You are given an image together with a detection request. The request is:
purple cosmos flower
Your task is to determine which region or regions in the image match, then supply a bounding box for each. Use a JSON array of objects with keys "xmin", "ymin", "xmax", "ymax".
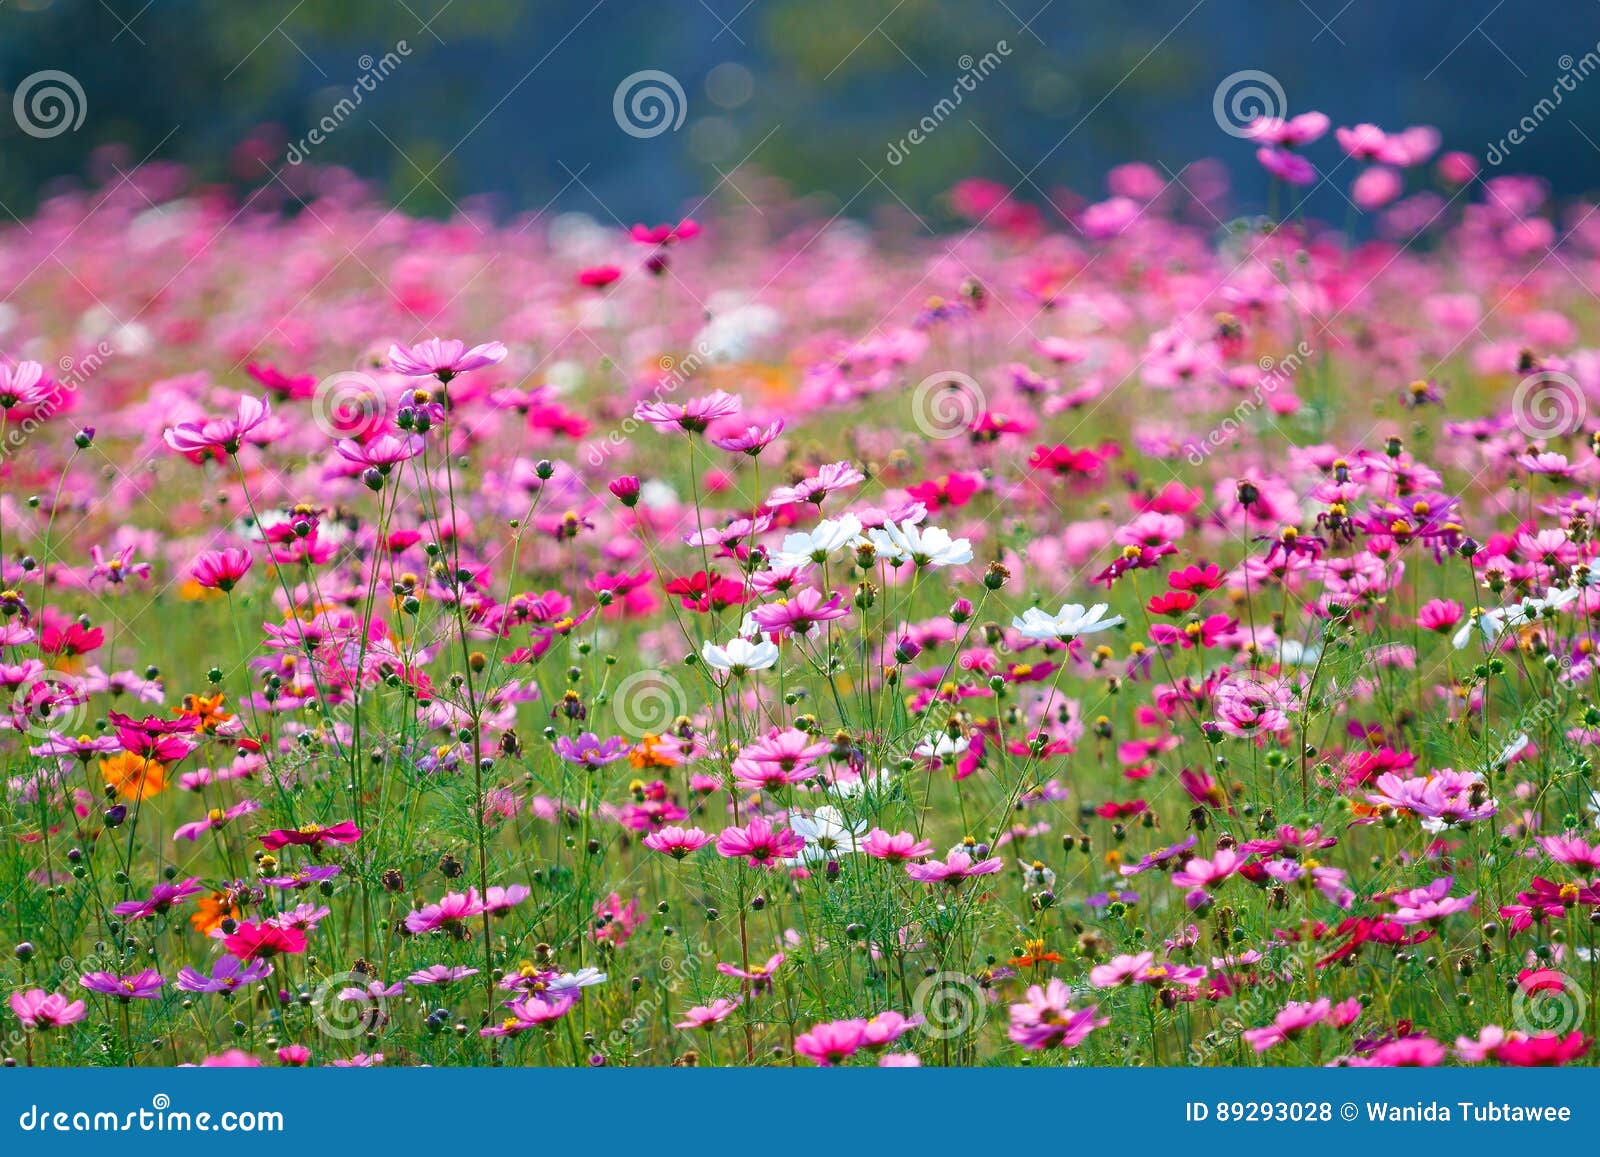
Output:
[
  {"xmin": 81, "ymin": 969, "xmax": 165, "ymax": 1001},
  {"xmin": 554, "ymin": 732, "xmax": 629, "ymax": 767},
  {"xmin": 260, "ymin": 864, "xmax": 342, "ymax": 890},
  {"xmin": 176, "ymin": 955, "xmax": 273, "ymax": 995},
  {"xmin": 337, "ymin": 979, "xmax": 405, "ymax": 1002},
  {"xmin": 1008, "ymin": 980, "xmax": 1107, "ymax": 1050}
]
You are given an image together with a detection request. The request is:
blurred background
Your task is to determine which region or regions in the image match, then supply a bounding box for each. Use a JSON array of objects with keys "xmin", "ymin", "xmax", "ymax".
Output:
[{"xmin": 3, "ymin": 0, "xmax": 1600, "ymax": 226}]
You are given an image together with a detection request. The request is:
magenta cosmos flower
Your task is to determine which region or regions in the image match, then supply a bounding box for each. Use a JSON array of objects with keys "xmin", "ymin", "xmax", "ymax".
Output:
[
  {"xmin": 748, "ymin": 587, "xmax": 849, "ymax": 636},
  {"xmin": 258, "ymin": 819, "xmax": 362, "ymax": 851},
  {"xmin": 10, "ymin": 988, "xmax": 87, "ymax": 1029},
  {"xmin": 714, "ymin": 817, "xmax": 805, "ymax": 867},
  {"xmin": 111, "ymin": 877, "xmax": 207, "ymax": 920},
  {"xmin": 162, "ymin": 395, "xmax": 272, "ymax": 457},
  {"xmin": 905, "ymin": 850, "xmax": 1003, "ymax": 885},
  {"xmin": 387, "ymin": 337, "xmax": 507, "ymax": 381},
  {"xmin": 191, "ymin": 547, "xmax": 253, "ymax": 592}
]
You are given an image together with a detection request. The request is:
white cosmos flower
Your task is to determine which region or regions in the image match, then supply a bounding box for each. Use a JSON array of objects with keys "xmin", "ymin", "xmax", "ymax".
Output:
[
  {"xmin": 548, "ymin": 967, "xmax": 608, "ymax": 992},
  {"xmin": 1011, "ymin": 602, "xmax": 1124, "ymax": 641},
  {"xmin": 701, "ymin": 635, "xmax": 780, "ymax": 677},
  {"xmin": 827, "ymin": 767, "xmax": 893, "ymax": 800},
  {"xmin": 1495, "ymin": 733, "xmax": 1530, "ymax": 768},
  {"xmin": 1451, "ymin": 607, "xmax": 1506, "ymax": 651},
  {"xmin": 772, "ymin": 515, "xmax": 863, "ymax": 567},
  {"xmin": 914, "ymin": 733, "xmax": 970, "ymax": 759},
  {"xmin": 865, "ymin": 520, "xmax": 974, "ymax": 568},
  {"xmin": 1277, "ymin": 639, "xmax": 1321, "ymax": 666},
  {"xmin": 786, "ymin": 805, "xmax": 867, "ymax": 863}
]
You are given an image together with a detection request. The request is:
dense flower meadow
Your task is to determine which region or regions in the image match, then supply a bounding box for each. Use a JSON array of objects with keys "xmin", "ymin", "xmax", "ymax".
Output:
[{"xmin": 5, "ymin": 115, "xmax": 1600, "ymax": 1069}]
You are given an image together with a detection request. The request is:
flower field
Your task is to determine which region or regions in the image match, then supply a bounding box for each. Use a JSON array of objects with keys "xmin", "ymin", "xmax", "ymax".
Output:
[{"xmin": 4, "ymin": 117, "xmax": 1600, "ymax": 1069}]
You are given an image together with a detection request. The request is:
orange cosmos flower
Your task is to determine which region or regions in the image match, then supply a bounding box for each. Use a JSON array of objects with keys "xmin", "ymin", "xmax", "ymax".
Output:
[
  {"xmin": 178, "ymin": 692, "xmax": 232, "ymax": 733},
  {"xmin": 99, "ymin": 752, "xmax": 168, "ymax": 801},
  {"xmin": 190, "ymin": 891, "xmax": 238, "ymax": 935}
]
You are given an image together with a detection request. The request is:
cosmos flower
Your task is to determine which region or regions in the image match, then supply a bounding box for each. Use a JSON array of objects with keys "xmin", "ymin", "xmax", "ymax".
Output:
[
  {"xmin": 1011, "ymin": 603, "xmax": 1124, "ymax": 641},
  {"xmin": 9, "ymin": 989, "xmax": 87, "ymax": 1030},
  {"xmin": 387, "ymin": 338, "xmax": 507, "ymax": 380}
]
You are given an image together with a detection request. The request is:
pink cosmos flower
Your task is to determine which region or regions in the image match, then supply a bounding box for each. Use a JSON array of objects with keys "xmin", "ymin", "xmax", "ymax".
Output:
[
  {"xmin": 0, "ymin": 360, "xmax": 58, "ymax": 409},
  {"xmin": 716, "ymin": 953, "xmax": 785, "ymax": 991},
  {"xmin": 633, "ymin": 390, "xmax": 741, "ymax": 433},
  {"xmin": 1256, "ymin": 146, "xmax": 1316, "ymax": 185},
  {"xmin": 675, "ymin": 996, "xmax": 740, "ymax": 1029},
  {"xmin": 794, "ymin": 1018, "xmax": 868, "ymax": 1065},
  {"xmin": 9, "ymin": 989, "xmax": 87, "ymax": 1030},
  {"xmin": 862, "ymin": 828, "xmax": 935, "ymax": 863},
  {"xmin": 1007, "ymin": 980, "xmax": 1107, "ymax": 1050},
  {"xmin": 162, "ymin": 395, "xmax": 272, "ymax": 457},
  {"xmin": 1170, "ymin": 847, "xmax": 1244, "ymax": 892},
  {"xmin": 404, "ymin": 889, "xmax": 487, "ymax": 934},
  {"xmin": 642, "ymin": 825, "xmax": 712, "ymax": 858},
  {"xmin": 174, "ymin": 799, "xmax": 261, "ymax": 842},
  {"xmin": 258, "ymin": 820, "xmax": 362, "ymax": 851},
  {"xmin": 1537, "ymin": 833, "xmax": 1600, "ymax": 870},
  {"xmin": 861, "ymin": 1010, "xmax": 922, "ymax": 1048},
  {"xmin": 387, "ymin": 338, "xmax": 507, "ymax": 380},
  {"xmin": 905, "ymin": 850, "xmax": 1003, "ymax": 885},
  {"xmin": 1244, "ymin": 110, "xmax": 1329, "ymax": 146},
  {"xmin": 112, "ymin": 877, "xmax": 206, "ymax": 920}
]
